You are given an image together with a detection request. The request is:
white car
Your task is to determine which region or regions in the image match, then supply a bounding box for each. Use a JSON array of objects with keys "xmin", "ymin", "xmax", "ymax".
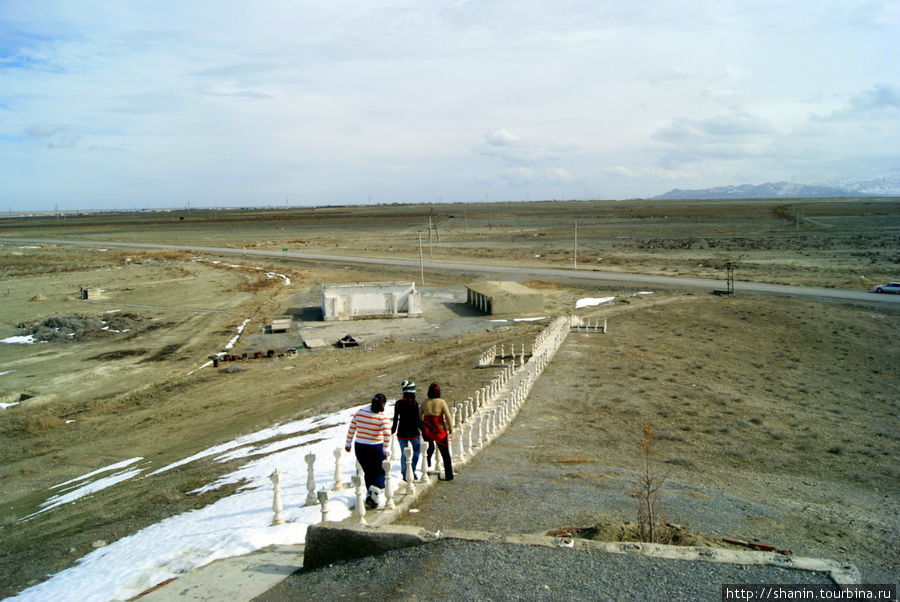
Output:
[{"xmin": 872, "ymin": 282, "xmax": 900, "ymax": 294}]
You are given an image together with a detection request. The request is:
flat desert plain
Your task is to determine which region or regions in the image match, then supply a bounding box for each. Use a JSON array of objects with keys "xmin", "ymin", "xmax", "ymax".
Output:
[{"xmin": 0, "ymin": 198, "xmax": 898, "ymax": 595}]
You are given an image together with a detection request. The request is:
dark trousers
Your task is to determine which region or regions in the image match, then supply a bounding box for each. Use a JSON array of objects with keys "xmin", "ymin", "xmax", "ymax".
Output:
[
  {"xmin": 426, "ymin": 439, "xmax": 454, "ymax": 480},
  {"xmin": 354, "ymin": 442, "xmax": 385, "ymax": 490}
]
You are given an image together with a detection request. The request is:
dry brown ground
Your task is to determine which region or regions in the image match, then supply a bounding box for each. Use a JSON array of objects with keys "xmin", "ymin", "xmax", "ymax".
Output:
[
  {"xmin": 398, "ymin": 293, "xmax": 899, "ymax": 584},
  {"xmin": 0, "ymin": 199, "xmax": 897, "ymax": 596}
]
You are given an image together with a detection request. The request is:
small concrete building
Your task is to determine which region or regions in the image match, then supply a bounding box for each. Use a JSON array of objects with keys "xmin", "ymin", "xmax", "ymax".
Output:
[
  {"xmin": 321, "ymin": 282, "xmax": 422, "ymax": 322},
  {"xmin": 80, "ymin": 287, "xmax": 101, "ymax": 300},
  {"xmin": 466, "ymin": 281, "xmax": 543, "ymax": 315}
]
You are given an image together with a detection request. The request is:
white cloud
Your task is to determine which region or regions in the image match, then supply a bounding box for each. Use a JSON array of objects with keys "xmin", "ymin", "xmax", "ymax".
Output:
[
  {"xmin": 653, "ymin": 112, "xmax": 775, "ymax": 143},
  {"xmin": 604, "ymin": 165, "xmax": 697, "ymax": 181},
  {"xmin": 47, "ymin": 134, "xmax": 80, "ymax": 149},
  {"xmin": 500, "ymin": 167, "xmax": 537, "ymax": 187},
  {"xmin": 605, "ymin": 165, "xmax": 637, "ymax": 178},
  {"xmin": 811, "ymin": 84, "xmax": 900, "ymax": 122},
  {"xmin": 484, "ymin": 129, "xmax": 521, "ymax": 147},
  {"xmin": 641, "ymin": 68, "xmax": 695, "ymax": 85},
  {"xmin": 24, "ymin": 125, "xmax": 64, "ymax": 138},
  {"xmin": 546, "ymin": 167, "xmax": 573, "ymax": 183}
]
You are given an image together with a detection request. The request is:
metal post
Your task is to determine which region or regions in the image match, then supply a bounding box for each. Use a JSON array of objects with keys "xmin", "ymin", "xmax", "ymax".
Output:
[
  {"xmin": 574, "ymin": 218, "xmax": 578, "ymax": 269},
  {"xmin": 418, "ymin": 232, "xmax": 425, "ymax": 286}
]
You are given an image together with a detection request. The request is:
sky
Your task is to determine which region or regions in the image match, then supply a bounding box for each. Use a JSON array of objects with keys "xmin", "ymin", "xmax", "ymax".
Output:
[
  {"xmin": 3, "ymin": 293, "xmax": 582, "ymax": 601},
  {"xmin": 1, "ymin": 1, "xmax": 898, "ymax": 211}
]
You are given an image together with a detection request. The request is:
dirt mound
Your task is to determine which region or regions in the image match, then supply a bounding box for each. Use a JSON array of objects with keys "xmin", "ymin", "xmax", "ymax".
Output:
[
  {"xmin": 17, "ymin": 313, "xmax": 144, "ymax": 343},
  {"xmin": 88, "ymin": 349, "xmax": 149, "ymax": 361},
  {"xmin": 547, "ymin": 521, "xmax": 752, "ymax": 551},
  {"xmin": 29, "ymin": 295, "xmax": 46, "ymax": 302}
]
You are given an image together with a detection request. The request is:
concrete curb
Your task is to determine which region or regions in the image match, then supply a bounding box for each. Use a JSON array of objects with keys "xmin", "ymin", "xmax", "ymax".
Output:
[{"xmin": 302, "ymin": 523, "xmax": 861, "ymax": 587}]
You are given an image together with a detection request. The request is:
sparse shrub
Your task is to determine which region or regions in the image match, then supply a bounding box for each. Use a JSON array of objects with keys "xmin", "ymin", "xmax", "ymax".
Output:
[
  {"xmin": 555, "ymin": 457, "xmax": 596, "ymax": 464},
  {"xmin": 238, "ymin": 273, "xmax": 279, "ymax": 293},
  {"xmin": 23, "ymin": 413, "xmax": 64, "ymax": 434},
  {"xmin": 633, "ymin": 422, "xmax": 668, "ymax": 543},
  {"xmin": 141, "ymin": 250, "xmax": 190, "ymax": 262}
]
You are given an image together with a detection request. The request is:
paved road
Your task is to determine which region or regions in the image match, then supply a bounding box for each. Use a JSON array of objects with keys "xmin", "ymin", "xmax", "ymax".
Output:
[{"xmin": 4, "ymin": 237, "xmax": 899, "ymax": 307}]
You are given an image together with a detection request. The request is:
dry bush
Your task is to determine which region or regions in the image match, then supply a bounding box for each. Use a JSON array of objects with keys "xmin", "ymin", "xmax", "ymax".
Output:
[
  {"xmin": 11, "ymin": 412, "xmax": 65, "ymax": 435},
  {"xmin": 138, "ymin": 250, "xmax": 191, "ymax": 262},
  {"xmin": 521, "ymin": 280, "xmax": 563, "ymax": 290},
  {"xmin": 773, "ymin": 204, "xmax": 794, "ymax": 222},
  {"xmin": 633, "ymin": 422, "xmax": 670, "ymax": 543},
  {"xmin": 238, "ymin": 273, "xmax": 280, "ymax": 293}
]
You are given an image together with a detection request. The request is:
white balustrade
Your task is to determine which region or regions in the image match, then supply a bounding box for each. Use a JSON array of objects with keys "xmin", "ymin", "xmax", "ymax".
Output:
[
  {"xmin": 382, "ymin": 459, "xmax": 395, "ymax": 509},
  {"xmin": 352, "ymin": 474, "xmax": 367, "ymax": 523},
  {"xmin": 317, "ymin": 489, "xmax": 331, "ymax": 523},
  {"xmin": 455, "ymin": 425, "xmax": 466, "ymax": 463},
  {"xmin": 434, "ymin": 440, "xmax": 443, "ymax": 474},
  {"xmin": 332, "ymin": 448, "xmax": 347, "ymax": 491},
  {"xmin": 269, "ymin": 469, "xmax": 286, "ymax": 526},
  {"xmin": 403, "ymin": 446, "xmax": 417, "ymax": 496},
  {"xmin": 391, "ymin": 433, "xmax": 400, "ymax": 461},
  {"xmin": 304, "ymin": 453, "xmax": 317, "ymax": 506}
]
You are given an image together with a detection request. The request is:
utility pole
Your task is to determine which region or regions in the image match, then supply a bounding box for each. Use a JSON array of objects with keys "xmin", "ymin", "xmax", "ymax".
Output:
[
  {"xmin": 418, "ymin": 232, "xmax": 425, "ymax": 286},
  {"xmin": 573, "ymin": 218, "xmax": 578, "ymax": 269},
  {"xmin": 428, "ymin": 212, "xmax": 439, "ymax": 241}
]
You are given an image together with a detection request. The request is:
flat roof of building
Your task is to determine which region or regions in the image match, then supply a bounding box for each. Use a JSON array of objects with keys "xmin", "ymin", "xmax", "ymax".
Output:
[{"xmin": 466, "ymin": 281, "xmax": 539, "ymax": 297}]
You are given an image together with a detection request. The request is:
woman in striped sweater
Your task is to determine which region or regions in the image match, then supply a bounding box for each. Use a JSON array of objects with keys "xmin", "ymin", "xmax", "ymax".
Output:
[{"xmin": 345, "ymin": 393, "xmax": 392, "ymax": 509}]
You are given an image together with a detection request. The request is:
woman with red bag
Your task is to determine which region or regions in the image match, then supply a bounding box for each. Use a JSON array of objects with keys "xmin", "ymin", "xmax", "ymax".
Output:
[{"xmin": 420, "ymin": 382, "xmax": 454, "ymax": 481}]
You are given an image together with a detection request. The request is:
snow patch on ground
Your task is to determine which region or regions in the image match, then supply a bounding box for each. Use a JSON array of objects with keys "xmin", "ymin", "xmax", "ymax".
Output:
[
  {"xmin": 1, "ymin": 335, "xmax": 36, "ymax": 344},
  {"xmin": 575, "ymin": 297, "xmax": 615, "ymax": 308},
  {"xmin": 224, "ymin": 318, "xmax": 252, "ymax": 350}
]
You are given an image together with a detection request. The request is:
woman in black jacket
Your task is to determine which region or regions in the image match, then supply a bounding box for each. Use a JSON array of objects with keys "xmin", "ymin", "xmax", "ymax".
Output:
[{"xmin": 392, "ymin": 380, "xmax": 422, "ymax": 481}]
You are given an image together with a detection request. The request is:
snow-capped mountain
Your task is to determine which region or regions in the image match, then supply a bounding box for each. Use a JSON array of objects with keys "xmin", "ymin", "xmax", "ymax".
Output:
[
  {"xmin": 825, "ymin": 173, "xmax": 900, "ymax": 196},
  {"xmin": 651, "ymin": 177, "xmax": 900, "ymax": 200}
]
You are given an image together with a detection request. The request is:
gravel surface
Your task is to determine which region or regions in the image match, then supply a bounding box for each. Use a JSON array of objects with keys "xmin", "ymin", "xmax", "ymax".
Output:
[{"xmin": 257, "ymin": 540, "xmax": 834, "ymax": 601}]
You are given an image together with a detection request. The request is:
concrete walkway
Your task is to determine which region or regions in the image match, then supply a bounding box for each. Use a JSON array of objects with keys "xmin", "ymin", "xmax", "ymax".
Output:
[{"xmin": 137, "ymin": 545, "xmax": 305, "ymax": 601}]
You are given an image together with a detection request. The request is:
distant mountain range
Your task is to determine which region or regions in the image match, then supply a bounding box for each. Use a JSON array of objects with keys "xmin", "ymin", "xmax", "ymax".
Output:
[{"xmin": 651, "ymin": 176, "xmax": 900, "ymax": 200}]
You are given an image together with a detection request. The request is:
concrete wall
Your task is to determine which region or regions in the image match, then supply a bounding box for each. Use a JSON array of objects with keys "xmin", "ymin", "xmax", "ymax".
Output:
[
  {"xmin": 321, "ymin": 282, "xmax": 422, "ymax": 321},
  {"xmin": 466, "ymin": 281, "xmax": 543, "ymax": 315}
]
